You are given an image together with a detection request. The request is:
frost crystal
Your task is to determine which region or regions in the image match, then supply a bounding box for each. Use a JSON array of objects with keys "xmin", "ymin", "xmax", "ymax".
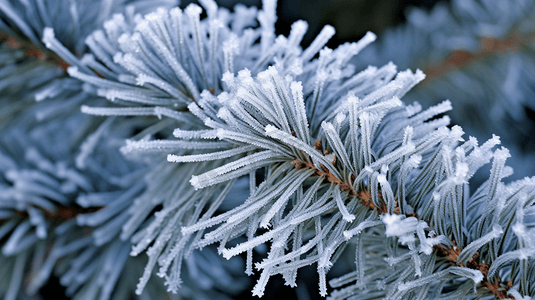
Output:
[{"xmin": 0, "ymin": 0, "xmax": 534, "ymax": 299}]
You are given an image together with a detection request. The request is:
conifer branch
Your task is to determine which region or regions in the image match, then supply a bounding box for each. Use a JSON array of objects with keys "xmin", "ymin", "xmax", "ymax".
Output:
[{"xmin": 0, "ymin": 1, "xmax": 534, "ymax": 300}]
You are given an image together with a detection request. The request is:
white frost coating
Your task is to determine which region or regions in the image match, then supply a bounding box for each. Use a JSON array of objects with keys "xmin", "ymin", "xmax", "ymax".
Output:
[
  {"xmin": 347, "ymin": 95, "xmax": 360, "ymax": 105},
  {"xmin": 397, "ymin": 270, "xmax": 446, "ymax": 292},
  {"xmin": 512, "ymin": 222, "xmax": 527, "ymax": 238},
  {"xmin": 222, "ymin": 34, "xmax": 240, "ymax": 74},
  {"xmin": 42, "ymin": 28, "xmax": 91, "ymax": 73},
  {"xmin": 265, "ymin": 124, "xmax": 340, "ymax": 176},
  {"xmin": 361, "ymin": 31, "xmax": 377, "ymax": 44},
  {"xmin": 318, "ymin": 247, "xmax": 333, "ymax": 269},
  {"xmin": 413, "ymin": 100, "xmax": 453, "ymax": 125},
  {"xmin": 81, "ymin": 105, "xmax": 158, "ymax": 116},
  {"xmin": 335, "ymin": 113, "xmax": 346, "ymax": 124},
  {"xmin": 259, "ymin": 169, "xmax": 315, "ymax": 228},
  {"xmin": 405, "ymin": 101, "xmax": 422, "ymax": 116},
  {"xmin": 122, "ymin": 139, "xmax": 227, "ymax": 154},
  {"xmin": 290, "ymin": 80, "xmax": 310, "ymax": 144},
  {"xmin": 167, "ymin": 145, "xmax": 255, "ymax": 163},
  {"xmin": 403, "ymin": 125, "xmax": 414, "ymax": 143},
  {"xmin": 449, "ymin": 267, "xmax": 484, "ymax": 288},
  {"xmin": 199, "ymin": 0, "xmax": 217, "ymax": 17},
  {"xmin": 488, "ymin": 248, "xmax": 535, "ymax": 279},
  {"xmin": 398, "ymin": 267, "xmax": 483, "ymax": 293},
  {"xmin": 457, "ymin": 224, "xmax": 503, "ymax": 265},
  {"xmin": 135, "ymin": 74, "xmax": 182, "ymax": 100},
  {"xmin": 221, "ymin": 227, "xmax": 284, "ymax": 259},
  {"xmin": 321, "ymin": 121, "xmax": 352, "ymax": 171},
  {"xmin": 452, "ymin": 162, "xmax": 469, "ymax": 184},
  {"xmin": 494, "ymin": 147, "xmax": 511, "ymax": 161},
  {"xmin": 221, "ymin": 72, "xmax": 237, "ymax": 90},
  {"xmin": 334, "ymin": 188, "xmax": 355, "ymax": 222},
  {"xmin": 172, "ymin": 128, "xmax": 217, "ymax": 139},
  {"xmin": 216, "ymin": 106, "xmax": 232, "ymax": 122},
  {"xmin": 410, "ymin": 154, "xmax": 422, "ymax": 166},
  {"xmin": 343, "ymin": 220, "xmax": 383, "ymax": 240},
  {"xmin": 416, "ymin": 220, "xmax": 441, "ymax": 255},
  {"xmin": 508, "ymin": 288, "xmax": 533, "ymax": 300},
  {"xmin": 66, "ymin": 66, "xmax": 78, "ymax": 77},
  {"xmin": 377, "ymin": 173, "xmax": 387, "ymax": 184},
  {"xmin": 287, "ymin": 20, "xmax": 308, "ymax": 48},
  {"xmin": 382, "ymin": 214, "xmax": 420, "ymax": 243},
  {"xmin": 190, "ymin": 150, "xmax": 279, "ymax": 190},
  {"xmin": 518, "ymin": 248, "xmax": 535, "ymax": 260},
  {"xmin": 42, "ymin": 27, "xmax": 55, "ymax": 48},
  {"xmin": 382, "ymin": 214, "xmax": 402, "ymax": 229},
  {"xmin": 258, "ymin": 0, "xmax": 277, "ymax": 56},
  {"xmin": 365, "ymin": 142, "xmax": 415, "ymax": 172},
  {"xmin": 301, "ymin": 25, "xmax": 335, "ymax": 62},
  {"xmin": 184, "ymin": 3, "xmax": 202, "ymax": 18},
  {"xmin": 332, "ymin": 31, "xmax": 377, "ymax": 68},
  {"xmin": 480, "ymin": 134, "xmax": 501, "ymax": 152}
]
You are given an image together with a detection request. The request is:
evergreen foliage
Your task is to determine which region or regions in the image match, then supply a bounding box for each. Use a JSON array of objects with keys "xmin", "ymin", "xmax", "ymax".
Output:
[{"xmin": 0, "ymin": 0, "xmax": 533, "ymax": 299}]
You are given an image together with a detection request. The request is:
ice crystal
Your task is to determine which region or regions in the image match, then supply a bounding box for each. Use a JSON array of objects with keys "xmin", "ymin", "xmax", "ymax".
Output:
[{"xmin": 0, "ymin": 0, "xmax": 534, "ymax": 299}]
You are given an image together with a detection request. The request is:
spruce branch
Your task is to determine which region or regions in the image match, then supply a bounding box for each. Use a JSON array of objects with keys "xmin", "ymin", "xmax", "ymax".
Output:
[
  {"xmin": 1, "ymin": 0, "xmax": 534, "ymax": 299},
  {"xmin": 56, "ymin": 0, "xmax": 533, "ymax": 298}
]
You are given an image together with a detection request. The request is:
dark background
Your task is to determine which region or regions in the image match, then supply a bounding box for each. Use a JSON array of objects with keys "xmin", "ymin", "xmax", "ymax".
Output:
[{"xmin": 182, "ymin": 0, "xmax": 449, "ymax": 46}]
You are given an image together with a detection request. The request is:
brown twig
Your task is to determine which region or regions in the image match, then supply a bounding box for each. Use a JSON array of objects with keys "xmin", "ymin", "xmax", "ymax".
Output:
[
  {"xmin": 433, "ymin": 241, "xmax": 513, "ymax": 299},
  {"xmin": 0, "ymin": 31, "xmax": 70, "ymax": 70},
  {"xmin": 292, "ymin": 139, "xmax": 514, "ymax": 299},
  {"xmin": 423, "ymin": 32, "xmax": 530, "ymax": 83},
  {"xmin": 293, "ymin": 140, "xmax": 392, "ymax": 213},
  {"xmin": 43, "ymin": 205, "xmax": 102, "ymax": 220}
]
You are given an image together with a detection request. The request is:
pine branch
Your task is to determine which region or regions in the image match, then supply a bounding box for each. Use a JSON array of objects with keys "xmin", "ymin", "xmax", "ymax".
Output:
[
  {"xmin": 1, "ymin": 1, "xmax": 534, "ymax": 300},
  {"xmin": 54, "ymin": 1, "xmax": 533, "ymax": 298}
]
